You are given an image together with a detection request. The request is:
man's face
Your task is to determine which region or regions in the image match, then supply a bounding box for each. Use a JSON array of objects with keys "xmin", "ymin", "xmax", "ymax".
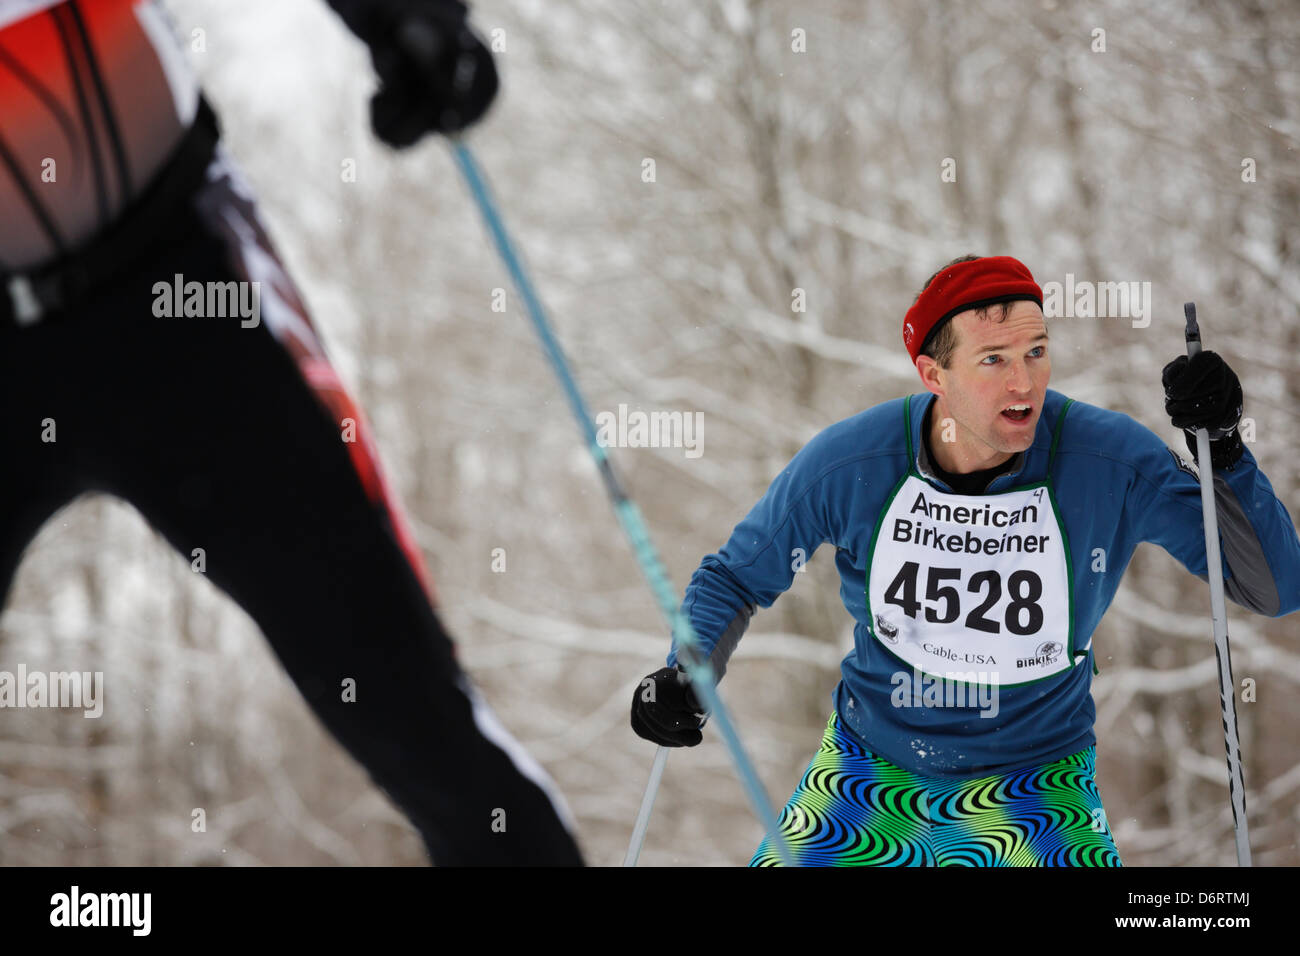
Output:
[{"xmin": 921, "ymin": 301, "xmax": 1051, "ymax": 465}]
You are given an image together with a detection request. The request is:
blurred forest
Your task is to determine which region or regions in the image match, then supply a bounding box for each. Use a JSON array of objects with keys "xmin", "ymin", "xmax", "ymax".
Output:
[{"xmin": 1, "ymin": 0, "xmax": 1297, "ymax": 865}]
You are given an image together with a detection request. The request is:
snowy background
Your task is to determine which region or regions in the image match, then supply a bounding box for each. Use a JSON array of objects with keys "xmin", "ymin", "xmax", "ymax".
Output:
[{"xmin": 1, "ymin": 0, "xmax": 1297, "ymax": 865}]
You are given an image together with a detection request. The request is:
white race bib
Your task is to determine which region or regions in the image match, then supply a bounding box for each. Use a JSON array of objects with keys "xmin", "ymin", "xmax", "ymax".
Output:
[{"xmin": 867, "ymin": 474, "xmax": 1077, "ymax": 686}]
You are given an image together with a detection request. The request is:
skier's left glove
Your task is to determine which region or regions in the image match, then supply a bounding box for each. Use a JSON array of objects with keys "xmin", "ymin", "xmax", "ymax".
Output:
[
  {"xmin": 326, "ymin": 0, "xmax": 498, "ymax": 146},
  {"xmin": 1161, "ymin": 350, "xmax": 1244, "ymax": 470}
]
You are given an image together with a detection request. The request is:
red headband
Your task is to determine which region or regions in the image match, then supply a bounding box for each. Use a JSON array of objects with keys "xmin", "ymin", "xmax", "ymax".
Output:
[{"xmin": 903, "ymin": 256, "xmax": 1042, "ymax": 364}]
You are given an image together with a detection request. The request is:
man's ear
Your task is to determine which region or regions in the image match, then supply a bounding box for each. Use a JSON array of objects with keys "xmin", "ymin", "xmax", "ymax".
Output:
[{"xmin": 916, "ymin": 355, "xmax": 944, "ymax": 397}]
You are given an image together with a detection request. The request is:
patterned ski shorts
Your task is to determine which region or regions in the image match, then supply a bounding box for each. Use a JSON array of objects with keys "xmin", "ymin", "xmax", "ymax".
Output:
[{"xmin": 750, "ymin": 711, "xmax": 1122, "ymax": 866}]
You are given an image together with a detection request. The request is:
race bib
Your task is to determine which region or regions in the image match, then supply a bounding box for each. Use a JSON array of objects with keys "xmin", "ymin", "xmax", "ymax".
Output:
[{"xmin": 867, "ymin": 475, "xmax": 1075, "ymax": 686}]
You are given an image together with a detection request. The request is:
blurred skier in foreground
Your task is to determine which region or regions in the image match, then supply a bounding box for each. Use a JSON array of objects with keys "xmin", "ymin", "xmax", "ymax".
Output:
[{"xmin": 0, "ymin": 0, "xmax": 582, "ymax": 865}]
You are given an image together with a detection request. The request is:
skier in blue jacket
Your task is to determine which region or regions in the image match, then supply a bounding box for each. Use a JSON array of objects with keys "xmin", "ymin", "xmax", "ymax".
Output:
[{"xmin": 631, "ymin": 253, "xmax": 1300, "ymax": 866}]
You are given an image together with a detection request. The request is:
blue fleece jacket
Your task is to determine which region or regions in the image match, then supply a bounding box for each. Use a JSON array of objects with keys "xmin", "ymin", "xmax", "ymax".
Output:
[{"xmin": 667, "ymin": 388, "xmax": 1300, "ymax": 777}]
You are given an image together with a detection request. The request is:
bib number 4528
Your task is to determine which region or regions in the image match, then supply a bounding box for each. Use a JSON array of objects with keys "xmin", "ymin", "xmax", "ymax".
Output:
[{"xmin": 883, "ymin": 561, "xmax": 1043, "ymax": 636}]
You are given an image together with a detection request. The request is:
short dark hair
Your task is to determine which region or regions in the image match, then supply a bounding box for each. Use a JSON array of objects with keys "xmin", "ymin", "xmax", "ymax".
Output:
[{"xmin": 913, "ymin": 254, "xmax": 1012, "ymax": 369}]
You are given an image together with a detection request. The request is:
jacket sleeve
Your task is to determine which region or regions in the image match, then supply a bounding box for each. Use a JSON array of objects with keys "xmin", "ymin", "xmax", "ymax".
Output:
[
  {"xmin": 666, "ymin": 439, "xmax": 837, "ymax": 679},
  {"xmin": 1126, "ymin": 419, "xmax": 1300, "ymax": 618}
]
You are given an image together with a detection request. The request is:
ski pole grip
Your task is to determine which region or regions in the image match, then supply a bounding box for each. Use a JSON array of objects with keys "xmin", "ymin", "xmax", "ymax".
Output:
[{"xmin": 1184, "ymin": 302, "xmax": 1202, "ymax": 357}]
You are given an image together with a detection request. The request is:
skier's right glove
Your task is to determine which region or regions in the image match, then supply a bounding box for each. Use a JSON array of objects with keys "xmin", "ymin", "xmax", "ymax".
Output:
[{"xmin": 630, "ymin": 666, "xmax": 708, "ymax": 747}]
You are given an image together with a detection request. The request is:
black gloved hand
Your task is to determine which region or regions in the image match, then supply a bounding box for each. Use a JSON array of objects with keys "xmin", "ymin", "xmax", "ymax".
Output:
[
  {"xmin": 328, "ymin": 0, "xmax": 498, "ymax": 146},
  {"xmin": 630, "ymin": 666, "xmax": 708, "ymax": 747},
  {"xmin": 1161, "ymin": 350, "xmax": 1244, "ymax": 470}
]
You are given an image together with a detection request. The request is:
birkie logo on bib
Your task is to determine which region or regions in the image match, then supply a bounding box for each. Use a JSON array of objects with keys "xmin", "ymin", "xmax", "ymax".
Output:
[{"xmin": 867, "ymin": 474, "xmax": 1076, "ymax": 687}]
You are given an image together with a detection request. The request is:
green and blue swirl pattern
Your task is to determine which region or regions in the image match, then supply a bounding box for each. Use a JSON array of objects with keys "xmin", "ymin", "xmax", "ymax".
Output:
[{"xmin": 750, "ymin": 712, "xmax": 1122, "ymax": 867}]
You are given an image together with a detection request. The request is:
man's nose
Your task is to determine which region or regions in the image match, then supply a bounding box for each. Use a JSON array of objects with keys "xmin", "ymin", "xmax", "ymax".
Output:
[{"xmin": 1006, "ymin": 359, "xmax": 1031, "ymax": 393}]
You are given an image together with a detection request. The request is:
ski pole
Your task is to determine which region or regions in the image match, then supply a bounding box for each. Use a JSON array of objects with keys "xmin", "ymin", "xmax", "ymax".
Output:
[
  {"xmin": 1183, "ymin": 302, "xmax": 1251, "ymax": 867},
  {"xmin": 448, "ymin": 139, "xmax": 795, "ymax": 866},
  {"xmin": 623, "ymin": 746, "xmax": 669, "ymax": 867}
]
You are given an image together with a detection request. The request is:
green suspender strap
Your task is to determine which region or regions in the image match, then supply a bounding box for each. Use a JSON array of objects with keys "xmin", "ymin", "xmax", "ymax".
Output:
[{"xmin": 1049, "ymin": 399, "xmax": 1096, "ymax": 676}]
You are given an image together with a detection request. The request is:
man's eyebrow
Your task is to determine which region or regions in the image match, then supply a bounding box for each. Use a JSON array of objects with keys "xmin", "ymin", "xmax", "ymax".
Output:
[{"xmin": 976, "ymin": 333, "xmax": 1050, "ymax": 354}]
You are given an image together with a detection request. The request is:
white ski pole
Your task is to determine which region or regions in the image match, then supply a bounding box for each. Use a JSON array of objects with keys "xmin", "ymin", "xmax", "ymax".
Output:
[
  {"xmin": 623, "ymin": 746, "xmax": 669, "ymax": 867},
  {"xmin": 1183, "ymin": 302, "xmax": 1251, "ymax": 867}
]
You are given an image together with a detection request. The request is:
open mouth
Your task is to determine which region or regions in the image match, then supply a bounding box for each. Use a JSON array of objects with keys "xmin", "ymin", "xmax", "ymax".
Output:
[{"xmin": 1001, "ymin": 403, "xmax": 1033, "ymax": 423}]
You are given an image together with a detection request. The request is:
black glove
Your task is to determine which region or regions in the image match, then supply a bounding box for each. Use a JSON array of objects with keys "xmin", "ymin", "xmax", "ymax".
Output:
[
  {"xmin": 630, "ymin": 666, "xmax": 708, "ymax": 747},
  {"xmin": 328, "ymin": 0, "xmax": 498, "ymax": 146},
  {"xmin": 1161, "ymin": 350, "xmax": 1244, "ymax": 470}
]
